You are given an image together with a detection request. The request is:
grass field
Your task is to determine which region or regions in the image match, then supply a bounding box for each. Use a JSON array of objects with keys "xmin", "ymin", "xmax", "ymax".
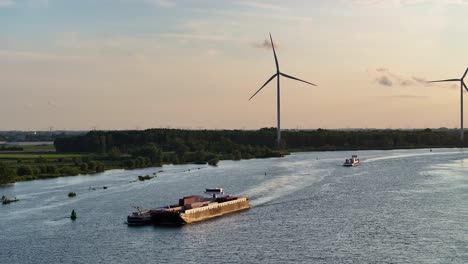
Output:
[{"xmin": 21, "ymin": 144, "xmax": 56, "ymax": 152}]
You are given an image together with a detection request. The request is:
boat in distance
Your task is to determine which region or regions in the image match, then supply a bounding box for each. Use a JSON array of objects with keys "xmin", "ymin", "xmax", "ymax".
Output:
[
  {"xmin": 343, "ymin": 155, "xmax": 360, "ymax": 167},
  {"xmin": 127, "ymin": 188, "xmax": 250, "ymax": 225}
]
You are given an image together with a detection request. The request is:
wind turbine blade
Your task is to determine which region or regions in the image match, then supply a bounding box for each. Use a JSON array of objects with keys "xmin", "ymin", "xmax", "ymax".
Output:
[
  {"xmin": 463, "ymin": 67, "xmax": 468, "ymax": 79},
  {"xmin": 269, "ymin": 33, "xmax": 279, "ymax": 72},
  {"xmin": 463, "ymin": 81, "xmax": 468, "ymax": 92},
  {"xmin": 249, "ymin": 73, "xmax": 278, "ymax": 101},
  {"xmin": 280, "ymin": 72, "xmax": 317, "ymax": 86},
  {"xmin": 428, "ymin": 79, "xmax": 460, "ymax": 83}
]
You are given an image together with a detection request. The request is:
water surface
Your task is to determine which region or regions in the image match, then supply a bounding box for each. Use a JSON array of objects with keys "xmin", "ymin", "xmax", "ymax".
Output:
[{"xmin": 1, "ymin": 149, "xmax": 467, "ymax": 263}]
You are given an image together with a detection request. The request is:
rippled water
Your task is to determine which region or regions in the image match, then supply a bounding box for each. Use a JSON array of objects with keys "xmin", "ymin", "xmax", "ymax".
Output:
[{"xmin": 1, "ymin": 149, "xmax": 467, "ymax": 263}]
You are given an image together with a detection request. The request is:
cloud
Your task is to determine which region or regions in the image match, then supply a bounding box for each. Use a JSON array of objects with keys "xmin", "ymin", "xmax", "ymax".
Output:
[
  {"xmin": 389, "ymin": 94, "xmax": 429, "ymax": 98},
  {"xmin": 375, "ymin": 68, "xmax": 413, "ymax": 87},
  {"xmin": 206, "ymin": 49, "xmax": 218, "ymax": 57},
  {"xmin": 377, "ymin": 76, "xmax": 393, "ymax": 86},
  {"xmin": 343, "ymin": 0, "xmax": 468, "ymax": 6},
  {"xmin": 0, "ymin": 0, "xmax": 15, "ymax": 7},
  {"xmin": 373, "ymin": 67, "xmax": 459, "ymax": 89},
  {"xmin": 238, "ymin": 1, "xmax": 288, "ymax": 11},
  {"xmin": 55, "ymin": 31, "xmax": 169, "ymax": 55},
  {"xmin": 190, "ymin": 7, "xmax": 313, "ymax": 24},
  {"xmin": 47, "ymin": 100, "xmax": 58, "ymax": 109},
  {"xmin": 0, "ymin": 0, "xmax": 51, "ymax": 8},
  {"xmin": 370, "ymin": 94, "xmax": 430, "ymax": 99},
  {"xmin": 253, "ymin": 39, "xmax": 281, "ymax": 49},
  {"xmin": 0, "ymin": 50, "xmax": 90, "ymax": 61},
  {"xmin": 143, "ymin": 0, "xmax": 176, "ymax": 7},
  {"xmin": 121, "ymin": 0, "xmax": 176, "ymax": 8},
  {"xmin": 411, "ymin": 76, "xmax": 431, "ymax": 85},
  {"xmin": 161, "ymin": 33, "xmax": 230, "ymax": 42}
]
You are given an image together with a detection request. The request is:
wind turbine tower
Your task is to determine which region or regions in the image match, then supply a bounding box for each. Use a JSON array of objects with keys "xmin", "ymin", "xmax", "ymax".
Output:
[
  {"xmin": 249, "ymin": 33, "xmax": 317, "ymax": 146},
  {"xmin": 429, "ymin": 67, "xmax": 468, "ymax": 142}
]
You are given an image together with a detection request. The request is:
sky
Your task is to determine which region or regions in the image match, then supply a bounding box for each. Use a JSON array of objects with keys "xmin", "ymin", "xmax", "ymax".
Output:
[{"xmin": 1, "ymin": 0, "xmax": 468, "ymax": 131}]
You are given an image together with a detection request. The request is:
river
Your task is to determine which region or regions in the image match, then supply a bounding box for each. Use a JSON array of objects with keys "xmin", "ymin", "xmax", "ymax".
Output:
[{"xmin": 0, "ymin": 148, "xmax": 467, "ymax": 263}]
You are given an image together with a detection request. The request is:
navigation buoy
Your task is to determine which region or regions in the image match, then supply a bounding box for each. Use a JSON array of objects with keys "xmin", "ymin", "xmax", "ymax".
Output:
[{"xmin": 71, "ymin": 209, "xmax": 77, "ymax": 220}]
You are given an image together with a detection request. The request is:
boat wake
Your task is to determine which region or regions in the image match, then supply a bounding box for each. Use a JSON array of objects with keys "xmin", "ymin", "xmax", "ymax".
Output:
[
  {"xmin": 243, "ymin": 166, "xmax": 331, "ymax": 207},
  {"xmin": 364, "ymin": 150, "xmax": 462, "ymax": 163}
]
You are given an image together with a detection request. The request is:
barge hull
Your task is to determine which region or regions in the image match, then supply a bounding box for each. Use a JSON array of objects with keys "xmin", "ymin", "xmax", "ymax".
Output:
[
  {"xmin": 181, "ymin": 198, "xmax": 250, "ymax": 224},
  {"xmin": 151, "ymin": 197, "xmax": 250, "ymax": 225}
]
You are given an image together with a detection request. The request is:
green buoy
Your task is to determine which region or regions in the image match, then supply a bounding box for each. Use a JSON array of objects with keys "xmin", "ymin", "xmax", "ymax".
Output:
[{"xmin": 70, "ymin": 209, "xmax": 77, "ymax": 220}]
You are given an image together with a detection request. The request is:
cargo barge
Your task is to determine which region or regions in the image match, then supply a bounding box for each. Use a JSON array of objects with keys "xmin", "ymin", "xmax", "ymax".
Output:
[
  {"xmin": 127, "ymin": 207, "xmax": 152, "ymax": 225},
  {"xmin": 127, "ymin": 188, "xmax": 250, "ymax": 225}
]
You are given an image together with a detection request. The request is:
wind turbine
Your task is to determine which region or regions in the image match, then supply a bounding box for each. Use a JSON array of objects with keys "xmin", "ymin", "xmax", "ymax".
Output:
[
  {"xmin": 249, "ymin": 33, "xmax": 317, "ymax": 146},
  {"xmin": 429, "ymin": 67, "xmax": 468, "ymax": 142}
]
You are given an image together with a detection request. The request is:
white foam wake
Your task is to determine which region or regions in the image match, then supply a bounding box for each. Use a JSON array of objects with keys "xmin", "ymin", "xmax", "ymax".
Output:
[
  {"xmin": 243, "ymin": 167, "xmax": 331, "ymax": 207},
  {"xmin": 364, "ymin": 150, "xmax": 461, "ymax": 163}
]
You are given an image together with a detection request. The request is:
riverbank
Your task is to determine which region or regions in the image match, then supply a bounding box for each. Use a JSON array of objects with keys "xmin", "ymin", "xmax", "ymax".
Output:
[
  {"xmin": 2, "ymin": 126, "xmax": 466, "ymax": 185},
  {"xmin": 0, "ymin": 144, "xmax": 450, "ymax": 185},
  {"xmin": 0, "ymin": 148, "xmax": 287, "ymax": 185}
]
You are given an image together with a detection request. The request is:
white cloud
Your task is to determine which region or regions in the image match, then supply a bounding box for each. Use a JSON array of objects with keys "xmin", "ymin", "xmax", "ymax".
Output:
[
  {"xmin": 120, "ymin": 0, "xmax": 176, "ymax": 8},
  {"xmin": 373, "ymin": 68, "xmax": 457, "ymax": 88},
  {"xmin": 0, "ymin": 0, "xmax": 51, "ymax": 8},
  {"xmin": 0, "ymin": 50, "xmax": 90, "ymax": 61},
  {"xmin": 55, "ymin": 32, "xmax": 165, "ymax": 54},
  {"xmin": 343, "ymin": 0, "xmax": 468, "ymax": 6},
  {"xmin": 253, "ymin": 39, "xmax": 281, "ymax": 49},
  {"xmin": 160, "ymin": 32, "xmax": 230, "ymax": 42},
  {"xmin": 238, "ymin": 1, "xmax": 288, "ymax": 11},
  {"xmin": 0, "ymin": 0, "xmax": 15, "ymax": 7},
  {"xmin": 206, "ymin": 49, "xmax": 218, "ymax": 57},
  {"xmin": 142, "ymin": 0, "xmax": 176, "ymax": 7}
]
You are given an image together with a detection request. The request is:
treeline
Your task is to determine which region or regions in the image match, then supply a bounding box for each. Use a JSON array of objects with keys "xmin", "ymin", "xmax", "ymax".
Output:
[
  {"xmin": 50, "ymin": 127, "xmax": 466, "ymax": 174},
  {"xmin": 282, "ymin": 128, "xmax": 464, "ymax": 150},
  {"xmin": 0, "ymin": 162, "xmax": 15, "ymax": 184},
  {"xmin": 55, "ymin": 128, "xmax": 464, "ymax": 154},
  {"xmin": 54, "ymin": 129, "xmax": 286, "ymax": 167},
  {"xmin": 55, "ymin": 129, "xmax": 279, "ymax": 152},
  {"xmin": 2, "ymin": 128, "xmax": 464, "ymax": 184}
]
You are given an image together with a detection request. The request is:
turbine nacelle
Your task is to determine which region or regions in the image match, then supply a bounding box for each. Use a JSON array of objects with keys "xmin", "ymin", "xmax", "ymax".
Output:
[
  {"xmin": 428, "ymin": 67, "xmax": 468, "ymax": 92},
  {"xmin": 249, "ymin": 34, "xmax": 317, "ymax": 101},
  {"xmin": 463, "ymin": 67, "xmax": 468, "ymax": 80}
]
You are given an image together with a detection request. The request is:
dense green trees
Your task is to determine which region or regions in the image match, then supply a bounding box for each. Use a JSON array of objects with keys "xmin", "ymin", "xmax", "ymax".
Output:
[
  {"xmin": 107, "ymin": 147, "xmax": 122, "ymax": 160},
  {"xmin": 54, "ymin": 129, "xmax": 286, "ymax": 164},
  {"xmin": 52, "ymin": 128, "xmax": 465, "ymax": 169},
  {"xmin": 54, "ymin": 129, "xmax": 280, "ymax": 153},
  {"xmin": 0, "ymin": 154, "xmax": 113, "ymax": 184},
  {"xmin": 80, "ymin": 163, "xmax": 88, "ymax": 172},
  {"xmin": 130, "ymin": 144, "xmax": 162, "ymax": 165},
  {"xmin": 3, "ymin": 128, "xmax": 464, "ymax": 185},
  {"xmin": 281, "ymin": 129, "xmax": 461, "ymax": 150},
  {"xmin": 17, "ymin": 166, "xmax": 33, "ymax": 176},
  {"xmin": 55, "ymin": 128, "xmax": 464, "ymax": 155},
  {"xmin": 0, "ymin": 162, "xmax": 16, "ymax": 184}
]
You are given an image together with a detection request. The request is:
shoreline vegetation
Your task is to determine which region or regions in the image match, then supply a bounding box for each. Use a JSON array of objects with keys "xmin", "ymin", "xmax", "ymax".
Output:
[{"xmin": 0, "ymin": 128, "xmax": 466, "ymax": 185}]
